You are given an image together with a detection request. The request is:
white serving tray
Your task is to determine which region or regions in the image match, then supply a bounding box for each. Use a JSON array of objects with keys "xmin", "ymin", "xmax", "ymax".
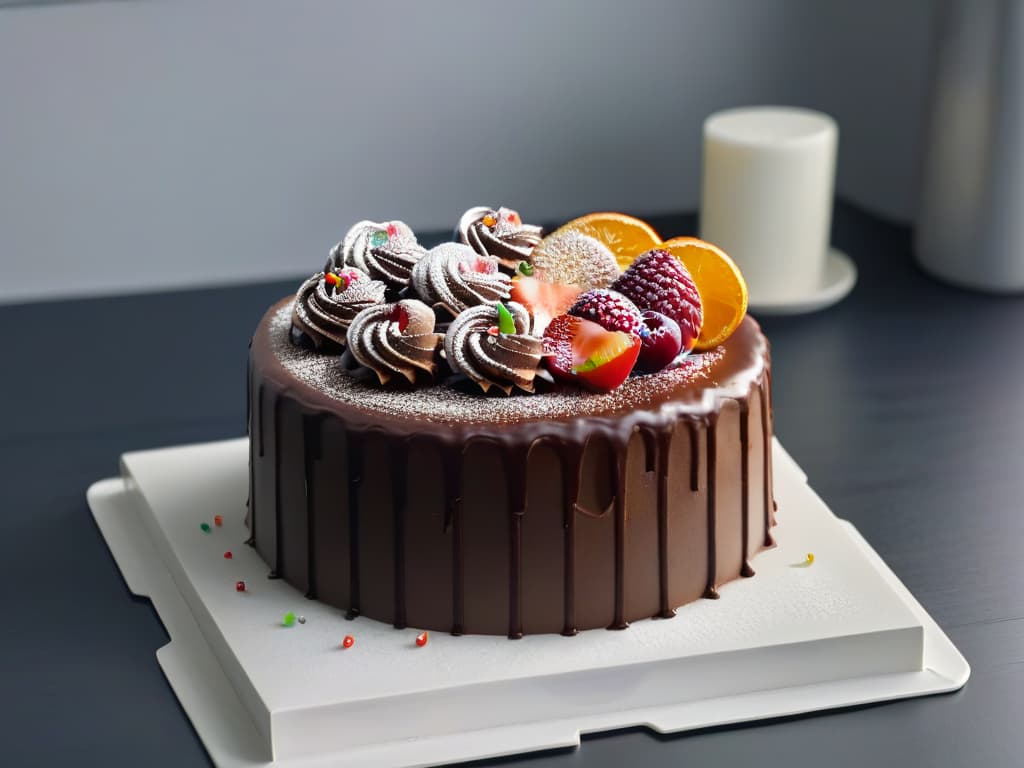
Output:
[{"xmin": 88, "ymin": 438, "xmax": 968, "ymax": 767}]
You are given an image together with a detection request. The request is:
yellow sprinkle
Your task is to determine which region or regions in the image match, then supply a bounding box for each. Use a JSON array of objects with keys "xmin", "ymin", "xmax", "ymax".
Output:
[
  {"xmin": 805, "ymin": 552, "xmax": 815, "ymax": 565},
  {"xmin": 482, "ymin": 214, "xmax": 497, "ymax": 228}
]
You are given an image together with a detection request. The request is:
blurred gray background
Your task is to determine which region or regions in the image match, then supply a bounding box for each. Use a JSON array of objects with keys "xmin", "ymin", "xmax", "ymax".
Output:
[{"xmin": 0, "ymin": 0, "xmax": 935, "ymax": 304}]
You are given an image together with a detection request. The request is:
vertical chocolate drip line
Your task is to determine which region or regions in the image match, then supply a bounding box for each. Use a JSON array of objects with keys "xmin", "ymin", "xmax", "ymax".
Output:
[
  {"xmin": 656, "ymin": 425, "xmax": 676, "ymax": 618},
  {"xmin": 609, "ymin": 432, "xmax": 630, "ymax": 630},
  {"xmin": 505, "ymin": 443, "xmax": 531, "ymax": 640},
  {"xmin": 443, "ymin": 447, "xmax": 465, "ymax": 635},
  {"xmin": 244, "ymin": 369, "xmax": 257, "ymax": 546},
  {"xmin": 759, "ymin": 383, "xmax": 775, "ymax": 546},
  {"xmin": 303, "ymin": 414, "xmax": 322, "ymax": 599},
  {"xmin": 391, "ymin": 439, "xmax": 409, "ymax": 629},
  {"xmin": 270, "ymin": 395, "xmax": 284, "ymax": 579},
  {"xmin": 257, "ymin": 384, "xmax": 266, "ymax": 457},
  {"xmin": 739, "ymin": 399, "xmax": 754, "ymax": 577},
  {"xmin": 345, "ymin": 430, "xmax": 364, "ymax": 619},
  {"xmin": 245, "ymin": 357, "xmax": 251, "ymax": 517},
  {"xmin": 704, "ymin": 414, "xmax": 720, "ymax": 599},
  {"xmin": 248, "ymin": 383, "xmax": 266, "ymax": 547},
  {"xmin": 639, "ymin": 429, "xmax": 657, "ymax": 472},
  {"xmin": 687, "ymin": 419, "xmax": 700, "ymax": 492},
  {"xmin": 766, "ymin": 367, "xmax": 778, "ymax": 522},
  {"xmin": 561, "ymin": 444, "xmax": 583, "ymax": 637}
]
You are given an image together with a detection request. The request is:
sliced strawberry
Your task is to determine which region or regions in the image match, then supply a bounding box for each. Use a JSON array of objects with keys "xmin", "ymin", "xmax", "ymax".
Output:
[
  {"xmin": 510, "ymin": 276, "xmax": 582, "ymax": 335},
  {"xmin": 573, "ymin": 329, "xmax": 641, "ymax": 392},
  {"xmin": 542, "ymin": 314, "xmax": 597, "ymax": 381},
  {"xmin": 542, "ymin": 315, "xmax": 640, "ymax": 393}
]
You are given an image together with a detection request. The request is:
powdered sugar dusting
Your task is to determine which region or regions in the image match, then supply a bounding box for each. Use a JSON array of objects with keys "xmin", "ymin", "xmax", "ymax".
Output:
[{"xmin": 269, "ymin": 304, "xmax": 764, "ymax": 425}]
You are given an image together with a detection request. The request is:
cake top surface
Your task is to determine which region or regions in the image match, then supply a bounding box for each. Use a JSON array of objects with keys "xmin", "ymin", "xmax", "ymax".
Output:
[
  {"xmin": 264, "ymin": 299, "xmax": 767, "ymax": 427},
  {"xmin": 270, "ymin": 208, "xmax": 757, "ymax": 427}
]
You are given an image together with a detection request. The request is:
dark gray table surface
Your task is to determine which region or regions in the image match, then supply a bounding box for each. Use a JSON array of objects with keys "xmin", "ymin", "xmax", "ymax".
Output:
[{"xmin": 3, "ymin": 202, "xmax": 1022, "ymax": 767}]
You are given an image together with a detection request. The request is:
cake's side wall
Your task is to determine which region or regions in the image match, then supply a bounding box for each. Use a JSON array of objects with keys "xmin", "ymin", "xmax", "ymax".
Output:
[{"xmin": 247, "ymin": 352, "xmax": 776, "ymax": 637}]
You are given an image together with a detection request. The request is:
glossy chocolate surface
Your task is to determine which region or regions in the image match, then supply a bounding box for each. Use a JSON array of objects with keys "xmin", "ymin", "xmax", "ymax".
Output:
[{"xmin": 248, "ymin": 298, "xmax": 776, "ymax": 636}]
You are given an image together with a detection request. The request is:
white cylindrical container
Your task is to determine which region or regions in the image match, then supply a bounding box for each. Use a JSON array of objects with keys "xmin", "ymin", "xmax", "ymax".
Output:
[
  {"xmin": 914, "ymin": 0, "xmax": 1024, "ymax": 293},
  {"xmin": 701, "ymin": 106, "xmax": 838, "ymax": 306}
]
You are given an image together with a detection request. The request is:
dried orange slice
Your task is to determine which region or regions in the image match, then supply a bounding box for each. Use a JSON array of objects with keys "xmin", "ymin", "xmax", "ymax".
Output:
[
  {"xmin": 657, "ymin": 237, "xmax": 748, "ymax": 351},
  {"xmin": 556, "ymin": 213, "xmax": 661, "ymax": 270}
]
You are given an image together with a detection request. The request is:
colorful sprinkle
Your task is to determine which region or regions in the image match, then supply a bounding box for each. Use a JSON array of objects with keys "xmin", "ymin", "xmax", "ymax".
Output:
[
  {"xmin": 342, "ymin": 635, "xmax": 355, "ymax": 649},
  {"xmin": 223, "ymin": 551, "xmax": 233, "ymax": 560},
  {"xmin": 415, "ymin": 631, "xmax": 429, "ymax": 647},
  {"xmin": 386, "ymin": 222, "xmax": 399, "ymax": 238},
  {"xmin": 487, "ymin": 325, "xmax": 500, "ymax": 337},
  {"xmin": 517, "ymin": 260, "xmax": 534, "ymax": 276},
  {"xmin": 235, "ymin": 580, "xmax": 246, "ymax": 592},
  {"xmin": 200, "ymin": 523, "xmax": 211, "ymax": 533},
  {"xmin": 213, "ymin": 515, "xmax": 223, "ymax": 527},
  {"xmin": 283, "ymin": 611, "xmax": 296, "ymax": 627},
  {"xmin": 482, "ymin": 214, "xmax": 497, "ymax": 228},
  {"xmin": 496, "ymin": 303, "xmax": 516, "ymax": 335},
  {"xmin": 370, "ymin": 230, "xmax": 388, "ymax": 247},
  {"xmin": 791, "ymin": 552, "xmax": 816, "ymax": 568},
  {"xmin": 507, "ymin": 210, "xmax": 520, "ymax": 225}
]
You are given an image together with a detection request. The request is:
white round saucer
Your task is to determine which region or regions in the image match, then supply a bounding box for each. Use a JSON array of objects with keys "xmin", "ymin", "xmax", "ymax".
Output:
[{"xmin": 747, "ymin": 248, "xmax": 857, "ymax": 316}]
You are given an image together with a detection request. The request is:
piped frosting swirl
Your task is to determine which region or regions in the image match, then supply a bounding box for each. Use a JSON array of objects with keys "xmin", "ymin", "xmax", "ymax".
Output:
[
  {"xmin": 329, "ymin": 220, "xmax": 425, "ymax": 289},
  {"xmin": 410, "ymin": 243, "xmax": 512, "ymax": 317},
  {"xmin": 291, "ymin": 267, "xmax": 386, "ymax": 350},
  {"xmin": 458, "ymin": 206, "xmax": 543, "ymax": 271},
  {"xmin": 346, "ymin": 299, "xmax": 444, "ymax": 385},
  {"xmin": 444, "ymin": 302, "xmax": 543, "ymax": 394}
]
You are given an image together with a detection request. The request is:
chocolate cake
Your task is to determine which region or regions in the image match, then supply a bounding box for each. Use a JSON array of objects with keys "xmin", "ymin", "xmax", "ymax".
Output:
[{"xmin": 247, "ymin": 209, "xmax": 776, "ymax": 637}]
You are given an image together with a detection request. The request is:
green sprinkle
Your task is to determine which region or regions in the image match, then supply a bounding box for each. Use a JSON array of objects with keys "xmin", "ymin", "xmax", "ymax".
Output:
[
  {"xmin": 283, "ymin": 611, "xmax": 296, "ymax": 627},
  {"xmin": 517, "ymin": 261, "xmax": 534, "ymax": 276},
  {"xmin": 496, "ymin": 303, "xmax": 516, "ymax": 335},
  {"xmin": 200, "ymin": 523, "xmax": 211, "ymax": 533},
  {"xmin": 370, "ymin": 230, "xmax": 388, "ymax": 247}
]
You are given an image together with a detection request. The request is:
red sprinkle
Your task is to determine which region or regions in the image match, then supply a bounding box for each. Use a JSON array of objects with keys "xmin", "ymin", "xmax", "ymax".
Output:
[
  {"xmin": 508, "ymin": 211, "xmax": 520, "ymax": 224},
  {"xmin": 415, "ymin": 631, "xmax": 429, "ymax": 647},
  {"xmin": 389, "ymin": 305, "xmax": 410, "ymax": 333},
  {"xmin": 342, "ymin": 635, "xmax": 355, "ymax": 649},
  {"xmin": 235, "ymin": 580, "xmax": 246, "ymax": 592},
  {"xmin": 224, "ymin": 551, "xmax": 233, "ymax": 560},
  {"xmin": 386, "ymin": 222, "xmax": 399, "ymax": 237},
  {"xmin": 214, "ymin": 515, "xmax": 223, "ymax": 527},
  {"xmin": 487, "ymin": 326, "xmax": 500, "ymax": 336}
]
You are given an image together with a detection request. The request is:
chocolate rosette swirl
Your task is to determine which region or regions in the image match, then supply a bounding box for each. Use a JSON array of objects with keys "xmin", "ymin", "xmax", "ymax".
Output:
[
  {"xmin": 346, "ymin": 299, "xmax": 443, "ymax": 385},
  {"xmin": 291, "ymin": 267, "xmax": 386, "ymax": 351},
  {"xmin": 329, "ymin": 220, "xmax": 425, "ymax": 290},
  {"xmin": 444, "ymin": 302, "xmax": 543, "ymax": 394},
  {"xmin": 458, "ymin": 206, "xmax": 543, "ymax": 271},
  {"xmin": 410, "ymin": 242, "xmax": 512, "ymax": 318}
]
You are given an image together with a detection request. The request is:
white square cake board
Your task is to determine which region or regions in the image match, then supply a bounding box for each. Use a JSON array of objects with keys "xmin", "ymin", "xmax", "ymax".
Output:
[{"xmin": 87, "ymin": 438, "xmax": 968, "ymax": 767}]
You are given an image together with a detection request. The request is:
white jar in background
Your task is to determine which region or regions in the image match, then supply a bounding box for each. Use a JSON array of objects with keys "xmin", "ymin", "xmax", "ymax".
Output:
[{"xmin": 701, "ymin": 106, "xmax": 838, "ymax": 307}]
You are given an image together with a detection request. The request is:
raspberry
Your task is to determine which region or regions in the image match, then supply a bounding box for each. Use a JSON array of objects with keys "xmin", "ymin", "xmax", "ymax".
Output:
[
  {"xmin": 568, "ymin": 289, "xmax": 644, "ymax": 336},
  {"xmin": 611, "ymin": 250, "xmax": 703, "ymax": 347}
]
